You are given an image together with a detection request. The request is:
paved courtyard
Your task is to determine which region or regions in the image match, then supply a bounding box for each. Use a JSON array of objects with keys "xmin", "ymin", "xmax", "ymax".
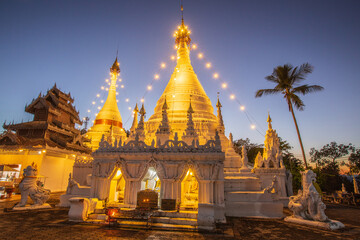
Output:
[{"xmin": 0, "ymin": 194, "xmax": 359, "ymax": 240}]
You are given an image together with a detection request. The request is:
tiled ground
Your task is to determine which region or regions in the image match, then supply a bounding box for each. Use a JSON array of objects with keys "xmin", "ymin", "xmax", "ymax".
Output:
[{"xmin": 0, "ymin": 194, "xmax": 359, "ymax": 240}]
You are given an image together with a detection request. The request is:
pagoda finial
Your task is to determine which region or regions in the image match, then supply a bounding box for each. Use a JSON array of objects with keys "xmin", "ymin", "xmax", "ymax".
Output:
[
  {"xmin": 174, "ymin": 0, "xmax": 191, "ymax": 47},
  {"xmin": 162, "ymin": 97, "xmax": 169, "ymax": 110},
  {"xmin": 267, "ymin": 112, "xmax": 272, "ymax": 130},
  {"xmin": 188, "ymin": 95, "xmax": 194, "ymax": 114},
  {"xmin": 110, "ymin": 57, "xmax": 120, "ymax": 74}
]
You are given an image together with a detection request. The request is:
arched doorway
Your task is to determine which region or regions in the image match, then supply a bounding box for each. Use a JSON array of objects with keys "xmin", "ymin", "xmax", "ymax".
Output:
[
  {"xmin": 108, "ymin": 169, "xmax": 126, "ymax": 204},
  {"xmin": 181, "ymin": 169, "xmax": 199, "ymax": 210},
  {"xmin": 139, "ymin": 167, "xmax": 161, "ymax": 207}
]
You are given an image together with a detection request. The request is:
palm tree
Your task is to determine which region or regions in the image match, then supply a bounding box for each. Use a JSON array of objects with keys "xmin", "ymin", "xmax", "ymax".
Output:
[{"xmin": 255, "ymin": 63, "xmax": 323, "ymax": 168}]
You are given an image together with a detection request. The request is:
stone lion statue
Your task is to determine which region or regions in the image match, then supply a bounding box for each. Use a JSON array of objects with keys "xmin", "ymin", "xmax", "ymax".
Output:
[
  {"xmin": 16, "ymin": 165, "xmax": 51, "ymax": 207},
  {"xmin": 288, "ymin": 170, "xmax": 328, "ymax": 222}
]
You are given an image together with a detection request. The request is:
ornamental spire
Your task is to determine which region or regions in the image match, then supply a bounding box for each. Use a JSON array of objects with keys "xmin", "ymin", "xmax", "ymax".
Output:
[
  {"xmin": 174, "ymin": 0, "xmax": 191, "ymax": 47},
  {"xmin": 185, "ymin": 97, "xmax": 196, "ymax": 136},
  {"xmin": 216, "ymin": 94, "xmax": 224, "ymax": 132},
  {"xmin": 267, "ymin": 112, "xmax": 272, "ymax": 130},
  {"xmin": 137, "ymin": 103, "xmax": 146, "ymax": 131},
  {"xmin": 130, "ymin": 103, "xmax": 139, "ymax": 134},
  {"xmin": 157, "ymin": 98, "xmax": 170, "ymax": 134}
]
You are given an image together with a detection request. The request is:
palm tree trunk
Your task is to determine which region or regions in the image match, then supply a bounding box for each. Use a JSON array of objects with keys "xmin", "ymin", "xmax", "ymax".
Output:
[{"xmin": 289, "ymin": 102, "xmax": 308, "ymax": 169}]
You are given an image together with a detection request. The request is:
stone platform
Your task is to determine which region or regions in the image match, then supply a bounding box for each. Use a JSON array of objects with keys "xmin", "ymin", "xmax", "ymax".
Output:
[{"xmin": 12, "ymin": 203, "xmax": 52, "ymax": 211}]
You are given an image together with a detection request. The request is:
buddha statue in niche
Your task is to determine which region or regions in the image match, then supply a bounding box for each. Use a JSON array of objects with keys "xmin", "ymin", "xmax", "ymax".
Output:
[{"xmin": 183, "ymin": 172, "xmax": 198, "ymax": 208}]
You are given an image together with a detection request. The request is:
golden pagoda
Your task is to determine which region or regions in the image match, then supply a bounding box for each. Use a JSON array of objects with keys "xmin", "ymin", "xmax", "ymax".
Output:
[
  {"xmin": 145, "ymin": 11, "xmax": 218, "ymax": 144},
  {"xmin": 85, "ymin": 58, "xmax": 127, "ymax": 150}
]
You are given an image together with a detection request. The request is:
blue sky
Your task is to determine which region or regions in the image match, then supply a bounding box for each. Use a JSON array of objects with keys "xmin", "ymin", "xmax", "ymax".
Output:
[{"xmin": 0, "ymin": 0, "xmax": 359, "ymax": 159}]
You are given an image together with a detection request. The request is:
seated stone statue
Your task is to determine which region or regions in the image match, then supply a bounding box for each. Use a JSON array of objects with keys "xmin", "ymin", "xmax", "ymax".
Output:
[
  {"xmin": 288, "ymin": 170, "xmax": 328, "ymax": 222},
  {"xmin": 184, "ymin": 175, "xmax": 198, "ymax": 207},
  {"xmin": 16, "ymin": 165, "xmax": 51, "ymax": 207}
]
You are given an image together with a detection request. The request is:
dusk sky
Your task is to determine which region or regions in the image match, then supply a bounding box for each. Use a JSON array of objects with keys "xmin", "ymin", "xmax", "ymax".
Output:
[{"xmin": 1, "ymin": 0, "xmax": 359, "ymax": 160}]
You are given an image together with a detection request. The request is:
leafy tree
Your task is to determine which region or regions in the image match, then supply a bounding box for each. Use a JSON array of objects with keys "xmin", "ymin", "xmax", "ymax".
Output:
[
  {"xmin": 255, "ymin": 63, "xmax": 323, "ymax": 168},
  {"xmin": 233, "ymin": 138, "xmax": 263, "ymax": 163},
  {"xmin": 347, "ymin": 149, "xmax": 360, "ymax": 174},
  {"xmin": 279, "ymin": 137, "xmax": 304, "ymax": 193},
  {"xmin": 310, "ymin": 142, "xmax": 355, "ymax": 166}
]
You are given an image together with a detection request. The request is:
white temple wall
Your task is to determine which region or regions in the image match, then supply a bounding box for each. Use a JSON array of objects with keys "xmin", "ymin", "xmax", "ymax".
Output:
[{"xmin": 40, "ymin": 154, "xmax": 74, "ymax": 192}]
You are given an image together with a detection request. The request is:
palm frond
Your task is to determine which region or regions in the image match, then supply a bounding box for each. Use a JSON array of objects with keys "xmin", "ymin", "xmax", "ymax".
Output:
[
  {"xmin": 255, "ymin": 88, "xmax": 281, "ymax": 98},
  {"xmin": 289, "ymin": 93, "xmax": 305, "ymax": 111},
  {"xmin": 293, "ymin": 84, "xmax": 324, "ymax": 95},
  {"xmin": 291, "ymin": 63, "xmax": 314, "ymax": 85}
]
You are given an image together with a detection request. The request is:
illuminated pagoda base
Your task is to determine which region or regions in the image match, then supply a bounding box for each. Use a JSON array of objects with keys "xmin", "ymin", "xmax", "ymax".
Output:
[{"xmin": 64, "ymin": 6, "xmax": 292, "ymax": 230}]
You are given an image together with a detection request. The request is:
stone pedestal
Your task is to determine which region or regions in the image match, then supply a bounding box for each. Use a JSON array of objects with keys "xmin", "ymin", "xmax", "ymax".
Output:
[
  {"xmin": 68, "ymin": 197, "xmax": 90, "ymax": 222},
  {"xmin": 284, "ymin": 216, "xmax": 345, "ymax": 230}
]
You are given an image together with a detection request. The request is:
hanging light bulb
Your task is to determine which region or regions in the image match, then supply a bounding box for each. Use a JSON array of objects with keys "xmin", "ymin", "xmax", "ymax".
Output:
[
  {"xmin": 192, "ymin": 44, "xmax": 197, "ymax": 49},
  {"xmin": 250, "ymin": 124, "xmax": 256, "ymax": 130},
  {"xmin": 128, "ymin": 107, "xmax": 131, "ymax": 110},
  {"xmin": 92, "ymin": 101, "xmax": 95, "ymax": 105},
  {"xmin": 101, "ymin": 86, "xmax": 105, "ymax": 90},
  {"xmin": 171, "ymin": 55, "xmax": 175, "ymax": 61},
  {"xmin": 141, "ymin": 98, "xmax": 144, "ymax": 103},
  {"xmin": 125, "ymin": 98, "xmax": 129, "ymax": 102},
  {"xmin": 213, "ymin": 73, "xmax": 219, "ymax": 79},
  {"xmin": 87, "ymin": 109, "xmax": 91, "ymax": 113},
  {"xmin": 230, "ymin": 94, "xmax": 235, "ymax": 100},
  {"xmin": 147, "ymin": 85, "xmax": 152, "ymax": 90},
  {"xmin": 240, "ymin": 106, "xmax": 245, "ymax": 111},
  {"xmin": 198, "ymin": 53, "xmax": 203, "ymax": 59},
  {"xmin": 101, "ymin": 100, "xmax": 104, "ymax": 103},
  {"xmin": 222, "ymin": 83, "xmax": 227, "ymax": 89},
  {"xmin": 160, "ymin": 63, "xmax": 166, "ymax": 68},
  {"xmin": 206, "ymin": 62, "xmax": 211, "ymax": 68},
  {"xmin": 121, "ymin": 85, "xmax": 124, "ymax": 88},
  {"xmin": 105, "ymin": 79, "xmax": 109, "ymax": 83},
  {"xmin": 96, "ymin": 94, "xmax": 100, "ymax": 97},
  {"xmin": 154, "ymin": 74, "xmax": 160, "ymax": 80}
]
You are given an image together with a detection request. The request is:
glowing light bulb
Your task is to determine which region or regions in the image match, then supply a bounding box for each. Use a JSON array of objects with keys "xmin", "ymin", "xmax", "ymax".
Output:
[
  {"xmin": 121, "ymin": 85, "xmax": 124, "ymax": 88},
  {"xmin": 105, "ymin": 79, "xmax": 109, "ymax": 82},
  {"xmin": 192, "ymin": 44, "xmax": 197, "ymax": 49},
  {"xmin": 240, "ymin": 106, "xmax": 245, "ymax": 111},
  {"xmin": 128, "ymin": 107, "xmax": 131, "ymax": 110},
  {"xmin": 96, "ymin": 94, "xmax": 100, "ymax": 97},
  {"xmin": 172, "ymin": 95, "xmax": 176, "ymax": 98},
  {"xmin": 213, "ymin": 73, "xmax": 219, "ymax": 79},
  {"xmin": 95, "ymin": 113, "xmax": 98, "ymax": 116},
  {"xmin": 116, "ymin": 92, "xmax": 119, "ymax": 95},
  {"xmin": 105, "ymin": 88, "xmax": 109, "ymax": 91},
  {"xmin": 174, "ymin": 45, "xmax": 178, "ymax": 49},
  {"xmin": 222, "ymin": 83, "xmax": 227, "ymax": 89},
  {"xmin": 116, "ymin": 84, "xmax": 118, "ymax": 87},
  {"xmin": 125, "ymin": 98, "xmax": 129, "ymax": 102},
  {"xmin": 119, "ymin": 78, "xmax": 122, "ymax": 82},
  {"xmin": 251, "ymin": 124, "xmax": 256, "ymax": 130},
  {"xmin": 206, "ymin": 62, "xmax": 211, "ymax": 68},
  {"xmin": 87, "ymin": 110, "xmax": 90, "ymax": 113},
  {"xmin": 198, "ymin": 53, "xmax": 203, "ymax": 59},
  {"xmin": 171, "ymin": 55, "xmax": 175, "ymax": 60},
  {"xmin": 97, "ymin": 106, "xmax": 101, "ymax": 110},
  {"xmin": 154, "ymin": 74, "xmax": 159, "ymax": 80},
  {"xmin": 147, "ymin": 85, "xmax": 152, "ymax": 90},
  {"xmin": 92, "ymin": 101, "xmax": 95, "ymax": 105},
  {"xmin": 101, "ymin": 100, "xmax": 104, "ymax": 103},
  {"xmin": 101, "ymin": 86, "xmax": 104, "ymax": 90},
  {"xmin": 116, "ymin": 100, "xmax": 118, "ymax": 102},
  {"xmin": 160, "ymin": 62, "xmax": 166, "ymax": 68},
  {"xmin": 141, "ymin": 98, "xmax": 144, "ymax": 103},
  {"xmin": 230, "ymin": 94, "xmax": 235, "ymax": 100}
]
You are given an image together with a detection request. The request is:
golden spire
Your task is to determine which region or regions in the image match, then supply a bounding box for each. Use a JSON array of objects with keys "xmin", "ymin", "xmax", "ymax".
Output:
[
  {"xmin": 146, "ymin": 5, "xmax": 218, "ymax": 142},
  {"xmin": 130, "ymin": 103, "xmax": 139, "ymax": 133},
  {"xmin": 85, "ymin": 57, "xmax": 126, "ymax": 150}
]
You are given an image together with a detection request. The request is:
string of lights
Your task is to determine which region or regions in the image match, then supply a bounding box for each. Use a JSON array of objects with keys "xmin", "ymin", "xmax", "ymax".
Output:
[{"xmin": 83, "ymin": 41, "xmax": 266, "ymax": 137}]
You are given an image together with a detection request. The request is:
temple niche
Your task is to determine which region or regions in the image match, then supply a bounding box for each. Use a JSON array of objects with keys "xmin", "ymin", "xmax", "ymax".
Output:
[
  {"xmin": 181, "ymin": 169, "xmax": 199, "ymax": 209},
  {"xmin": 108, "ymin": 169, "xmax": 125, "ymax": 204}
]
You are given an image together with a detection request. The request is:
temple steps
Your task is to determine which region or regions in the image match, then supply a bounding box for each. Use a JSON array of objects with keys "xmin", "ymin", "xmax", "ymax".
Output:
[
  {"xmin": 224, "ymin": 201, "xmax": 283, "ymax": 218},
  {"xmin": 224, "ymin": 176, "xmax": 262, "ymax": 191},
  {"xmin": 225, "ymin": 190, "xmax": 272, "ymax": 202},
  {"xmin": 151, "ymin": 216, "xmax": 197, "ymax": 226}
]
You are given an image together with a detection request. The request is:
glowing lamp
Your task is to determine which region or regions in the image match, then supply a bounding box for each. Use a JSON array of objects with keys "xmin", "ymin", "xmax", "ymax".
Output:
[
  {"xmin": 240, "ymin": 106, "xmax": 245, "ymax": 111},
  {"xmin": 222, "ymin": 83, "xmax": 227, "ymax": 89},
  {"xmin": 213, "ymin": 73, "xmax": 219, "ymax": 79},
  {"xmin": 96, "ymin": 94, "xmax": 100, "ymax": 97},
  {"xmin": 206, "ymin": 62, "xmax": 211, "ymax": 68},
  {"xmin": 92, "ymin": 101, "xmax": 95, "ymax": 105},
  {"xmin": 161, "ymin": 63, "xmax": 166, "ymax": 68},
  {"xmin": 87, "ymin": 110, "xmax": 90, "ymax": 113},
  {"xmin": 125, "ymin": 98, "xmax": 129, "ymax": 102},
  {"xmin": 141, "ymin": 98, "xmax": 145, "ymax": 103},
  {"xmin": 154, "ymin": 74, "xmax": 160, "ymax": 80},
  {"xmin": 101, "ymin": 86, "xmax": 105, "ymax": 90},
  {"xmin": 198, "ymin": 53, "xmax": 203, "ymax": 59},
  {"xmin": 120, "ymin": 85, "xmax": 124, "ymax": 88},
  {"xmin": 171, "ymin": 55, "xmax": 175, "ymax": 60},
  {"xmin": 192, "ymin": 44, "xmax": 197, "ymax": 49},
  {"xmin": 230, "ymin": 94, "xmax": 235, "ymax": 100},
  {"xmin": 101, "ymin": 100, "xmax": 104, "ymax": 103},
  {"xmin": 251, "ymin": 124, "xmax": 256, "ymax": 130},
  {"xmin": 147, "ymin": 85, "xmax": 152, "ymax": 90}
]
